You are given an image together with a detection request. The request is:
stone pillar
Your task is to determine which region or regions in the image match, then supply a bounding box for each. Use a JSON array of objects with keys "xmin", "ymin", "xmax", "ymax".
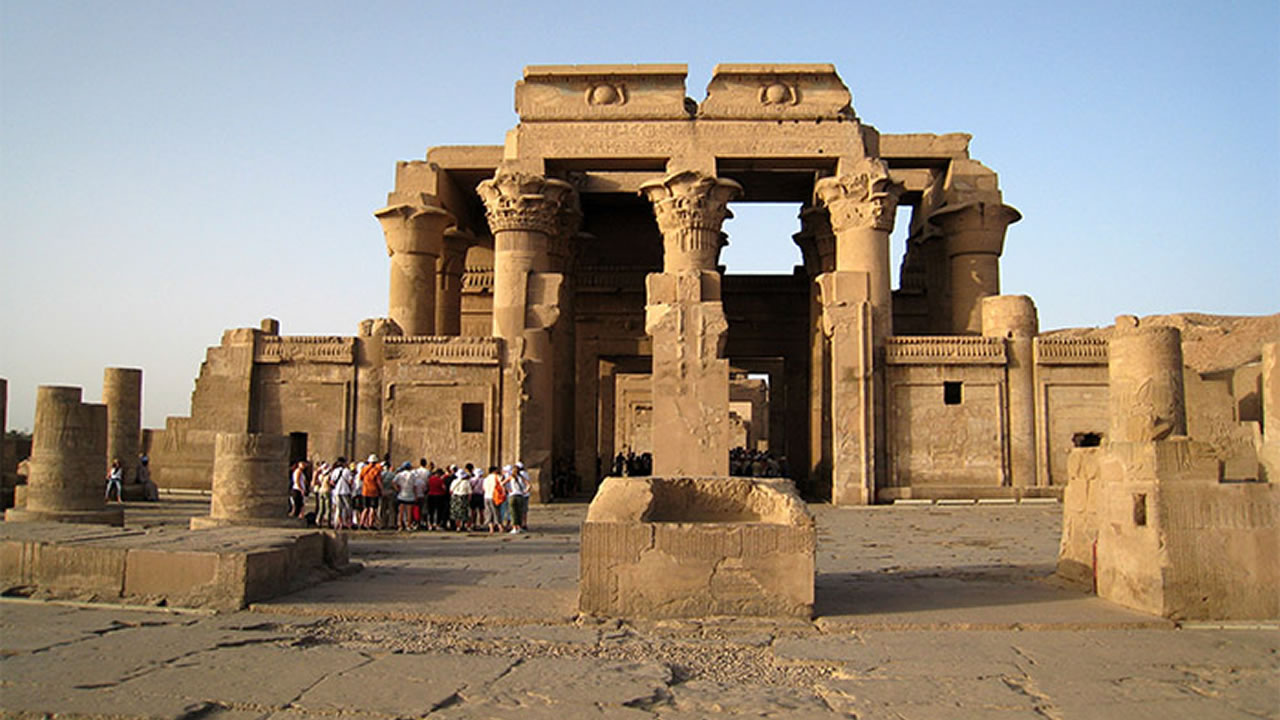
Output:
[
  {"xmin": 477, "ymin": 167, "xmax": 575, "ymax": 500},
  {"xmin": 5, "ymin": 386, "xmax": 123, "ymax": 526},
  {"xmin": 1260, "ymin": 343, "xmax": 1279, "ymax": 482},
  {"xmin": 794, "ymin": 207, "xmax": 836, "ymax": 498},
  {"xmin": 982, "ymin": 296, "xmax": 1038, "ymax": 488},
  {"xmin": 640, "ymin": 170, "xmax": 741, "ymax": 477},
  {"xmin": 375, "ymin": 202, "xmax": 455, "ymax": 337},
  {"xmin": 1108, "ymin": 316, "xmax": 1186, "ymax": 443},
  {"xmin": 931, "ymin": 202, "xmax": 1021, "ymax": 335},
  {"xmin": 191, "ymin": 432, "xmax": 294, "ymax": 529},
  {"xmin": 436, "ymin": 228, "xmax": 471, "ymax": 336},
  {"xmin": 814, "ymin": 158, "xmax": 901, "ymax": 505},
  {"xmin": 103, "ymin": 367, "xmax": 142, "ymax": 483}
]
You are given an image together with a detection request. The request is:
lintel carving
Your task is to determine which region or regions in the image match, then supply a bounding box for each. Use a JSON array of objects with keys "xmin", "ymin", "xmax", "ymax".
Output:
[
  {"xmin": 255, "ymin": 336, "xmax": 355, "ymax": 365},
  {"xmin": 382, "ymin": 336, "xmax": 501, "ymax": 365},
  {"xmin": 1034, "ymin": 337, "xmax": 1109, "ymax": 365},
  {"xmin": 885, "ymin": 336, "xmax": 1007, "ymax": 365}
]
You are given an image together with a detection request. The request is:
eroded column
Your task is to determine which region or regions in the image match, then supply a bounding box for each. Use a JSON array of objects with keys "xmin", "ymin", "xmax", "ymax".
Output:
[
  {"xmin": 982, "ymin": 296, "xmax": 1038, "ymax": 488},
  {"xmin": 477, "ymin": 167, "xmax": 575, "ymax": 500},
  {"xmin": 5, "ymin": 385, "xmax": 122, "ymax": 526},
  {"xmin": 436, "ymin": 227, "xmax": 471, "ymax": 336},
  {"xmin": 640, "ymin": 170, "xmax": 741, "ymax": 476},
  {"xmin": 1260, "ymin": 342, "xmax": 1279, "ymax": 481},
  {"xmin": 931, "ymin": 202, "xmax": 1021, "ymax": 335},
  {"xmin": 103, "ymin": 367, "xmax": 142, "ymax": 485},
  {"xmin": 814, "ymin": 158, "xmax": 901, "ymax": 505},
  {"xmin": 1108, "ymin": 316, "xmax": 1186, "ymax": 443},
  {"xmin": 375, "ymin": 201, "xmax": 455, "ymax": 336},
  {"xmin": 191, "ymin": 432, "xmax": 293, "ymax": 528}
]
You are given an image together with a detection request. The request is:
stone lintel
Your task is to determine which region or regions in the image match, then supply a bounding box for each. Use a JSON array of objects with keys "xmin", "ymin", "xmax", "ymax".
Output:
[
  {"xmin": 517, "ymin": 65, "xmax": 690, "ymax": 122},
  {"xmin": 879, "ymin": 133, "xmax": 973, "ymax": 161},
  {"xmin": 700, "ymin": 63, "xmax": 852, "ymax": 120},
  {"xmin": 425, "ymin": 145, "xmax": 505, "ymax": 169}
]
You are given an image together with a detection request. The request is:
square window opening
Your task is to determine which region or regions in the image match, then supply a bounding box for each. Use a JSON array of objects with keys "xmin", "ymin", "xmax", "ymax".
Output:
[
  {"xmin": 461, "ymin": 403, "xmax": 485, "ymax": 433},
  {"xmin": 943, "ymin": 381, "xmax": 963, "ymax": 405}
]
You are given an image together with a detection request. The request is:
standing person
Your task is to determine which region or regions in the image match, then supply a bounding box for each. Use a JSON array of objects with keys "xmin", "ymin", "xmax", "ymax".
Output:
[
  {"xmin": 380, "ymin": 454, "xmax": 398, "ymax": 531},
  {"xmin": 330, "ymin": 457, "xmax": 355, "ymax": 530},
  {"xmin": 467, "ymin": 463, "xmax": 485, "ymax": 530},
  {"xmin": 105, "ymin": 458, "xmax": 124, "ymax": 503},
  {"xmin": 392, "ymin": 461, "xmax": 416, "ymax": 531},
  {"xmin": 509, "ymin": 462, "xmax": 530, "ymax": 533},
  {"xmin": 358, "ymin": 454, "xmax": 382, "ymax": 530},
  {"xmin": 313, "ymin": 462, "xmax": 332, "ymax": 529},
  {"xmin": 289, "ymin": 460, "xmax": 309, "ymax": 518},
  {"xmin": 482, "ymin": 466, "xmax": 504, "ymax": 533},
  {"xmin": 449, "ymin": 467, "xmax": 472, "ymax": 531},
  {"xmin": 412, "ymin": 459, "xmax": 430, "ymax": 530},
  {"xmin": 425, "ymin": 463, "xmax": 447, "ymax": 531},
  {"xmin": 137, "ymin": 455, "xmax": 159, "ymax": 501}
]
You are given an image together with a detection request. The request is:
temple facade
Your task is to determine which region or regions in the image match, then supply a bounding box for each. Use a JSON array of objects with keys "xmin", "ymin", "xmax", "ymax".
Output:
[{"xmin": 141, "ymin": 64, "xmax": 1264, "ymax": 504}]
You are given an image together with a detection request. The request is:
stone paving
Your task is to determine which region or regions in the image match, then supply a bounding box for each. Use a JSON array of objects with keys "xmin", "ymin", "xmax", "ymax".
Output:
[{"xmin": 1, "ymin": 499, "xmax": 1276, "ymax": 719}]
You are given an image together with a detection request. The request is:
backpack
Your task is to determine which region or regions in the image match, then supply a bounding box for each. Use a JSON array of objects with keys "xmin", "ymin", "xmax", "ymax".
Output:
[{"xmin": 491, "ymin": 477, "xmax": 507, "ymax": 505}]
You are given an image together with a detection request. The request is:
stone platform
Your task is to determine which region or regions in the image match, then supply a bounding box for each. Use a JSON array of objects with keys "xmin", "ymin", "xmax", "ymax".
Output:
[
  {"xmin": 0, "ymin": 522, "xmax": 353, "ymax": 611},
  {"xmin": 580, "ymin": 476, "xmax": 815, "ymax": 618}
]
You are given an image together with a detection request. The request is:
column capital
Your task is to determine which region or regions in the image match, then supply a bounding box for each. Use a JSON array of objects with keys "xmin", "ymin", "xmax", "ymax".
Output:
[
  {"xmin": 930, "ymin": 201, "xmax": 1021, "ymax": 256},
  {"xmin": 477, "ymin": 168, "xmax": 576, "ymax": 236},
  {"xmin": 640, "ymin": 170, "xmax": 742, "ymax": 272},
  {"xmin": 814, "ymin": 158, "xmax": 903, "ymax": 233},
  {"xmin": 375, "ymin": 203, "xmax": 454, "ymax": 256},
  {"xmin": 794, "ymin": 205, "xmax": 837, "ymax": 274}
]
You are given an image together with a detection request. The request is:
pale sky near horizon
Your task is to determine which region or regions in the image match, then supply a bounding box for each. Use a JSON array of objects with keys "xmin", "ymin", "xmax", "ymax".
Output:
[{"xmin": 2, "ymin": 0, "xmax": 1277, "ymax": 432}]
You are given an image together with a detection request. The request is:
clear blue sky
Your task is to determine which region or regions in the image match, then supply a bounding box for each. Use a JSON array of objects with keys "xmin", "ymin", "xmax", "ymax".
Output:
[{"xmin": 2, "ymin": 0, "xmax": 1277, "ymax": 431}]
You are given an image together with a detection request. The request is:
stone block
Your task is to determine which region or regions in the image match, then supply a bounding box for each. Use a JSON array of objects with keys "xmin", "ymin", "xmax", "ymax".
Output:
[
  {"xmin": 580, "ymin": 476, "xmax": 814, "ymax": 618},
  {"xmin": 516, "ymin": 64, "xmax": 690, "ymax": 122}
]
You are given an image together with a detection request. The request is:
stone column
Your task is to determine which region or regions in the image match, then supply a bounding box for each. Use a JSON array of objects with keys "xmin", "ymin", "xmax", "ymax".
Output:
[
  {"xmin": 1260, "ymin": 342, "xmax": 1279, "ymax": 482},
  {"xmin": 191, "ymin": 432, "xmax": 294, "ymax": 529},
  {"xmin": 5, "ymin": 386, "xmax": 123, "ymax": 526},
  {"xmin": 794, "ymin": 207, "xmax": 836, "ymax": 497},
  {"xmin": 931, "ymin": 202, "xmax": 1021, "ymax": 335},
  {"xmin": 436, "ymin": 228, "xmax": 471, "ymax": 336},
  {"xmin": 103, "ymin": 367, "xmax": 142, "ymax": 483},
  {"xmin": 814, "ymin": 158, "xmax": 901, "ymax": 505},
  {"xmin": 1108, "ymin": 316, "xmax": 1186, "ymax": 443},
  {"xmin": 375, "ymin": 202, "xmax": 455, "ymax": 336},
  {"xmin": 982, "ymin": 296, "xmax": 1038, "ymax": 488},
  {"xmin": 477, "ymin": 168, "xmax": 575, "ymax": 500},
  {"xmin": 640, "ymin": 170, "xmax": 741, "ymax": 477}
]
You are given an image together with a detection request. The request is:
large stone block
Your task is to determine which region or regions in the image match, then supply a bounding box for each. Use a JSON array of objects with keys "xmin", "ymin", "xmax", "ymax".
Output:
[{"xmin": 580, "ymin": 476, "xmax": 814, "ymax": 618}]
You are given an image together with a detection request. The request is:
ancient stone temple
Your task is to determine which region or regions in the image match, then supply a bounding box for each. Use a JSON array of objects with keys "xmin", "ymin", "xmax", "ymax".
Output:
[{"xmin": 142, "ymin": 64, "xmax": 1270, "ymax": 506}]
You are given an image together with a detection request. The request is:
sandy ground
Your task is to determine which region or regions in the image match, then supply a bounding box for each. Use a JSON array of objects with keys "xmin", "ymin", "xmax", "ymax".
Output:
[{"xmin": 1, "ymin": 497, "xmax": 1276, "ymax": 719}]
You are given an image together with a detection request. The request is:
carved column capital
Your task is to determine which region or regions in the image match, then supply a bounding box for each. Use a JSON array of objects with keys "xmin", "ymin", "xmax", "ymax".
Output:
[
  {"xmin": 814, "ymin": 158, "xmax": 903, "ymax": 234},
  {"xmin": 375, "ymin": 203, "xmax": 454, "ymax": 257},
  {"xmin": 640, "ymin": 170, "xmax": 742, "ymax": 272},
  {"xmin": 477, "ymin": 168, "xmax": 576, "ymax": 237},
  {"xmin": 930, "ymin": 201, "xmax": 1021, "ymax": 257}
]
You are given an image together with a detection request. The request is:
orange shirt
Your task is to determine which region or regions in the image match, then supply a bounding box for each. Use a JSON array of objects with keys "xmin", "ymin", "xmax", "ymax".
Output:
[{"xmin": 360, "ymin": 464, "xmax": 382, "ymax": 497}]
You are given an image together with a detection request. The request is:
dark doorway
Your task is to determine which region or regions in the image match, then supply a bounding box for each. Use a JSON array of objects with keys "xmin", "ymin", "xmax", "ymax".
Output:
[{"xmin": 288, "ymin": 432, "xmax": 308, "ymax": 465}]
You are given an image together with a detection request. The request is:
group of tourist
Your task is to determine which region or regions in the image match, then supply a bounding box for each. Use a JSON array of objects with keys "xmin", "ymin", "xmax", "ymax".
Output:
[
  {"xmin": 291, "ymin": 456, "xmax": 533, "ymax": 534},
  {"xmin": 103, "ymin": 455, "xmax": 159, "ymax": 502},
  {"xmin": 609, "ymin": 450, "xmax": 653, "ymax": 477},
  {"xmin": 729, "ymin": 448, "xmax": 788, "ymax": 478}
]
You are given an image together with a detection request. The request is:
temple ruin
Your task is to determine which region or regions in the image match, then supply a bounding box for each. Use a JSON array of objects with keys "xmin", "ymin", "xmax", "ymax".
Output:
[{"xmin": 138, "ymin": 64, "xmax": 1269, "ymax": 509}]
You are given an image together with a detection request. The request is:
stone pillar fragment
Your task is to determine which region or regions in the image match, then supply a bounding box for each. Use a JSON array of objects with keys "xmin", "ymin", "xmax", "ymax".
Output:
[
  {"xmin": 375, "ymin": 201, "xmax": 455, "ymax": 336},
  {"xmin": 794, "ymin": 207, "xmax": 836, "ymax": 497},
  {"xmin": 6, "ymin": 386, "xmax": 123, "ymax": 526},
  {"xmin": 477, "ymin": 167, "xmax": 576, "ymax": 500},
  {"xmin": 1262, "ymin": 342, "xmax": 1279, "ymax": 482},
  {"xmin": 436, "ymin": 228, "xmax": 471, "ymax": 336},
  {"xmin": 639, "ymin": 170, "xmax": 741, "ymax": 477},
  {"xmin": 103, "ymin": 367, "xmax": 142, "ymax": 483},
  {"xmin": 1108, "ymin": 316, "xmax": 1186, "ymax": 443},
  {"xmin": 819, "ymin": 271, "xmax": 876, "ymax": 505},
  {"xmin": 982, "ymin": 296, "xmax": 1038, "ymax": 488},
  {"xmin": 191, "ymin": 432, "xmax": 293, "ymax": 528},
  {"xmin": 931, "ymin": 202, "xmax": 1021, "ymax": 335}
]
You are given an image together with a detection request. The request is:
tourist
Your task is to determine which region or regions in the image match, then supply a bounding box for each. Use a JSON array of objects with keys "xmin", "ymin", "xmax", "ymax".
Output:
[
  {"xmin": 425, "ymin": 463, "xmax": 448, "ymax": 530},
  {"xmin": 483, "ymin": 465, "xmax": 504, "ymax": 533},
  {"xmin": 313, "ymin": 461, "xmax": 332, "ymax": 528},
  {"xmin": 379, "ymin": 453, "xmax": 398, "ymax": 530},
  {"xmin": 467, "ymin": 463, "xmax": 484, "ymax": 529},
  {"xmin": 289, "ymin": 460, "xmax": 308, "ymax": 518},
  {"xmin": 358, "ymin": 454, "xmax": 382, "ymax": 529},
  {"xmin": 392, "ymin": 461, "xmax": 416, "ymax": 531},
  {"xmin": 449, "ymin": 467, "xmax": 471, "ymax": 531},
  {"xmin": 508, "ymin": 462, "xmax": 530, "ymax": 533},
  {"xmin": 330, "ymin": 457, "xmax": 354, "ymax": 530},
  {"xmin": 137, "ymin": 455, "xmax": 159, "ymax": 501},
  {"xmin": 105, "ymin": 458, "xmax": 124, "ymax": 502},
  {"xmin": 411, "ymin": 459, "xmax": 429, "ymax": 529}
]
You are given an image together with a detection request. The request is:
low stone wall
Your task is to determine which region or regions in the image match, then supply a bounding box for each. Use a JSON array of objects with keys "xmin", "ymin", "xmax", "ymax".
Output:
[
  {"xmin": 0, "ymin": 523, "xmax": 353, "ymax": 611},
  {"xmin": 580, "ymin": 476, "xmax": 815, "ymax": 618}
]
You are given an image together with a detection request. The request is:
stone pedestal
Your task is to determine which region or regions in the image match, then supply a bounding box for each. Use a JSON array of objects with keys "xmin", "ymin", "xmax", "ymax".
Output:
[
  {"xmin": 376, "ymin": 201, "xmax": 455, "ymax": 337},
  {"xmin": 6, "ymin": 386, "xmax": 123, "ymax": 526},
  {"xmin": 982, "ymin": 296, "xmax": 1038, "ymax": 488},
  {"xmin": 477, "ymin": 168, "xmax": 577, "ymax": 500},
  {"xmin": 931, "ymin": 201, "xmax": 1020, "ymax": 335},
  {"xmin": 190, "ymin": 432, "xmax": 296, "ymax": 529},
  {"xmin": 580, "ymin": 476, "xmax": 815, "ymax": 618},
  {"xmin": 103, "ymin": 367, "xmax": 142, "ymax": 482},
  {"xmin": 639, "ymin": 170, "xmax": 740, "ymax": 476}
]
